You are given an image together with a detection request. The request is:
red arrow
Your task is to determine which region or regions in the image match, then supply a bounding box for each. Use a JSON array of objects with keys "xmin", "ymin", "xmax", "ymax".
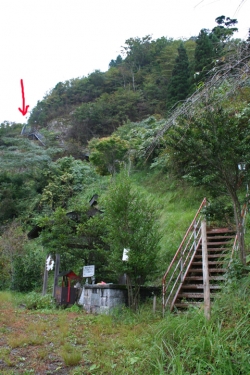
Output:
[{"xmin": 18, "ymin": 79, "xmax": 29, "ymax": 116}]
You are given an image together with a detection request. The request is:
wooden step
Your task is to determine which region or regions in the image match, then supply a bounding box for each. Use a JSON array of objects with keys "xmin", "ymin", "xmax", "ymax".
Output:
[
  {"xmin": 196, "ymin": 248, "xmax": 228, "ymax": 253},
  {"xmin": 174, "ymin": 302, "xmax": 202, "ymax": 308},
  {"xmin": 207, "ymin": 241, "xmax": 232, "ymax": 247},
  {"xmin": 166, "ymin": 226, "xmax": 235, "ymax": 311},
  {"xmin": 208, "ymin": 268, "xmax": 226, "ymax": 273},
  {"xmin": 207, "ymin": 228, "xmax": 235, "ymax": 234},
  {"xmin": 181, "ymin": 284, "xmax": 222, "ymax": 290},
  {"xmin": 185, "ymin": 276, "xmax": 225, "ymax": 281},
  {"xmin": 207, "ymin": 235, "xmax": 235, "ymax": 239},
  {"xmin": 191, "ymin": 261, "xmax": 226, "ymax": 266},
  {"xmin": 194, "ymin": 254, "xmax": 227, "ymax": 259},
  {"xmin": 178, "ymin": 293, "xmax": 204, "ymax": 298},
  {"xmin": 177, "ymin": 292, "xmax": 217, "ymax": 298},
  {"xmin": 188, "ymin": 268, "xmax": 226, "ymax": 275},
  {"xmin": 178, "ymin": 292, "xmax": 218, "ymax": 299}
]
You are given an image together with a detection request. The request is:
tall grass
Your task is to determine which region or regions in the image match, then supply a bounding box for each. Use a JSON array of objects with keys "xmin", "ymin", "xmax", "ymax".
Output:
[
  {"xmin": 0, "ymin": 274, "xmax": 249, "ymax": 375},
  {"xmin": 131, "ymin": 170, "xmax": 205, "ymax": 276},
  {"xmin": 149, "ymin": 273, "xmax": 250, "ymax": 375}
]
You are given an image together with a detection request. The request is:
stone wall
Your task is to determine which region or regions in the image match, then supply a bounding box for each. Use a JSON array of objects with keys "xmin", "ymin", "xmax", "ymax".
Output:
[
  {"xmin": 78, "ymin": 284, "xmax": 161, "ymax": 314},
  {"xmin": 78, "ymin": 284, "xmax": 127, "ymax": 314}
]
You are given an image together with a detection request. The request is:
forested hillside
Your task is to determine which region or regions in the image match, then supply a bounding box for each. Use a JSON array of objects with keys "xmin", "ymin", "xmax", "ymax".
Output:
[
  {"xmin": 0, "ymin": 15, "xmax": 250, "ymax": 293},
  {"xmin": 28, "ymin": 16, "xmax": 240, "ymax": 144}
]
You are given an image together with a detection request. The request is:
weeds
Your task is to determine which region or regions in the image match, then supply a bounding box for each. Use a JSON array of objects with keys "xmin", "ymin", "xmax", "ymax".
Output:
[
  {"xmin": 150, "ymin": 273, "xmax": 250, "ymax": 375},
  {"xmin": 0, "ymin": 273, "xmax": 250, "ymax": 374},
  {"xmin": 60, "ymin": 343, "xmax": 82, "ymax": 366},
  {"xmin": 20, "ymin": 291, "xmax": 57, "ymax": 310}
]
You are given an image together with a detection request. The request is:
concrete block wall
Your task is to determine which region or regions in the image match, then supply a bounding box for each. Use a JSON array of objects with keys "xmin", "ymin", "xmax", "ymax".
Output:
[{"xmin": 79, "ymin": 284, "xmax": 127, "ymax": 314}]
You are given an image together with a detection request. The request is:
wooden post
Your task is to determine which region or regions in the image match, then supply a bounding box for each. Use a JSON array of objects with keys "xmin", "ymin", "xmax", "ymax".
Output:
[
  {"xmin": 201, "ymin": 220, "xmax": 211, "ymax": 320},
  {"xmin": 42, "ymin": 259, "xmax": 48, "ymax": 296},
  {"xmin": 153, "ymin": 294, "xmax": 156, "ymax": 314},
  {"xmin": 53, "ymin": 254, "xmax": 60, "ymax": 298}
]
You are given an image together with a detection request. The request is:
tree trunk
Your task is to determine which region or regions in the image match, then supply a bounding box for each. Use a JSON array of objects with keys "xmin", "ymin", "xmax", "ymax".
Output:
[
  {"xmin": 232, "ymin": 193, "xmax": 246, "ymax": 265},
  {"xmin": 126, "ymin": 275, "xmax": 140, "ymax": 311}
]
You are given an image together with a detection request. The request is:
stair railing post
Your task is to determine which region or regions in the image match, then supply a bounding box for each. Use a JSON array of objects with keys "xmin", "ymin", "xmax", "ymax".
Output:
[
  {"xmin": 193, "ymin": 221, "xmax": 197, "ymax": 253},
  {"xmin": 180, "ymin": 252, "xmax": 184, "ymax": 282},
  {"xmin": 201, "ymin": 220, "xmax": 211, "ymax": 320}
]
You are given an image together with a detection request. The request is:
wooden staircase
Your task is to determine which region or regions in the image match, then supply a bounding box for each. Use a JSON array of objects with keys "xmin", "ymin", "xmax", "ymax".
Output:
[
  {"xmin": 173, "ymin": 227, "xmax": 235, "ymax": 309},
  {"xmin": 162, "ymin": 198, "xmax": 237, "ymax": 314}
]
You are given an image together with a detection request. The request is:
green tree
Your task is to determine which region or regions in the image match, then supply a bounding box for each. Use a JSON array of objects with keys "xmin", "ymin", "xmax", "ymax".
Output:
[
  {"xmin": 0, "ymin": 222, "xmax": 44, "ymax": 292},
  {"xmin": 194, "ymin": 17, "xmax": 238, "ymax": 85},
  {"xmin": 164, "ymin": 95, "xmax": 250, "ymax": 265},
  {"xmin": 71, "ymin": 89, "xmax": 146, "ymax": 144},
  {"xmin": 89, "ymin": 136, "xmax": 129, "ymax": 175},
  {"xmin": 121, "ymin": 35, "xmax": 153, "ymax": 90},
  {"xmin": 109, "ymin": 55, "xmax": 123, "ymax": 68},
  {"xmin": 76, "ymin": 215, "xmax": 110, "ymax": 281},
  {"xmin": 12, "ymin": 242, "xmax": 45, "ymax": 292},
  {"xmin": 167, "ymin": 43, "xmax": 191, "ymax": 109},
  {"xmin": 40, "ymin": 157, "xmax": 98, "ymax": 211},
  {"xmin": 0, "ymin": 221, "xmax": 27, "ymax": 289},
  {"xmin": 37, "ymin": 207, "xmax": 108, "ymax": 277},
  {"xmin": 212, "ymin": 15, "xmax": 238, "ymax": 44},
  {"xmin": 194, "ymin": 29, "xmax": 215, "ymax": 82},
  {"xmin": 37, "ymin": 208, "xmax": 82, "ymax": 271},
  {"xmin": 103, "ymin": 170, "xmax": 161, "ymax": 309}
]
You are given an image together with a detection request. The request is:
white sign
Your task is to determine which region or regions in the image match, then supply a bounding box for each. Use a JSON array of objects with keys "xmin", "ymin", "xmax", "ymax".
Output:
[
  {"xmin": 122, "ymin": 248, "xmax": 129, "ymax": 261},
  {"xmin": 46, "ymin": 255, "xmax": 54, "ymax": 271},
  {"xmin": 83, "ymin": 265, "xmax": 95, "ymax": 277}
]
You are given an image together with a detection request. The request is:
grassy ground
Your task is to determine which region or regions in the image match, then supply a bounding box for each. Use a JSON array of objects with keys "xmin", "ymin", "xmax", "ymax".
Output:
[
  {"xmin": 1, "ymin": 272, "xmax": 250, "ymax": 375},
  {"xmin": 1, "ymin": 171, "xmax": 249, "ymax": 374},
  {"xmin": 0, "ymin": 291, "xmax": 162, "ymax": 375}
]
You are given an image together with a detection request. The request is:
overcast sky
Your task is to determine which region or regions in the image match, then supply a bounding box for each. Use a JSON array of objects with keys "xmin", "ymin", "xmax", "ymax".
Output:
[{"xmin": 0, "ymin": 0, "xmax": 249, "ymax": 124}]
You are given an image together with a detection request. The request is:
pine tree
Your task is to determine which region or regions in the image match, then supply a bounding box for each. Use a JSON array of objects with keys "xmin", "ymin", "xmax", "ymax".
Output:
[
  {"xmin": 194, "ymin": 29, "xmax": 215, "ymax": 83},
  {"xmin": 194, "ymin": 17, "xmax": 238, "ymax": 84},
  {"xmin": 167, "ymin": 43, "xmax": 191, "ymax": 110}
]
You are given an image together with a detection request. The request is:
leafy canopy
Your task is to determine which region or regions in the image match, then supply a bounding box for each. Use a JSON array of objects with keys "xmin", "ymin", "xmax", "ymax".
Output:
[{"xmin": 103, "ymin": 169, "xmax": 161, "ymax": 287}]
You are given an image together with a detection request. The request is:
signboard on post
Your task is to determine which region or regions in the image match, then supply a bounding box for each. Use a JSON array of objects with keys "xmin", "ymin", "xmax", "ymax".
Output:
[
  {"xmin": 83, "ymin": 265, "xmax": 95, "ymax": 277},
  {"xmin": 46, "ymin": 255, "xmax": 54, "ymax": 271},
  {"xmin": 122, "ymin": 248, "xmax": 129, "ymax": 261}
]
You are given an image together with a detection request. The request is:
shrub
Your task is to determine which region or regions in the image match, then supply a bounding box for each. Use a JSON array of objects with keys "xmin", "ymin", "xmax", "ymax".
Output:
[{"xmin": 22, "ymin": 291, "xmax": 56, "ymax": 310}]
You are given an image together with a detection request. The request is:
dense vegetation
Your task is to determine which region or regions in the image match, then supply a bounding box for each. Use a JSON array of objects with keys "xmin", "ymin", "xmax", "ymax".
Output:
[
  {"xmin": 0, "ymin": 14, "xmax": 250, "ymax": 375},
  {"xmin": 28, "ymin": 17, "xmax": 241, "ymax": 143},
  {"xmin": 1, "ymin": 15, "xmax": 250, "ymax": 291},
  {"xmin": 0, "ymin": 274, "xmax": 250, "ymax": 374}
]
